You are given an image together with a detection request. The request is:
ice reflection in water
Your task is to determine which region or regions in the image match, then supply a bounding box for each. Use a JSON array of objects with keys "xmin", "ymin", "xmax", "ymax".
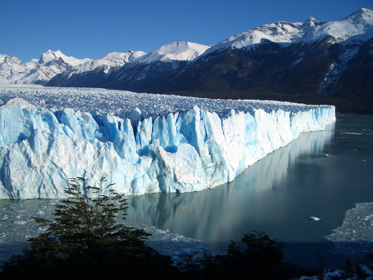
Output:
[
  {"xmin": 126, "ymin": 123, "xmax": 335, "ymax": 246},
  {"xmin": 0, "ymin": 125, "xmax": 334, "ymax": 267}
]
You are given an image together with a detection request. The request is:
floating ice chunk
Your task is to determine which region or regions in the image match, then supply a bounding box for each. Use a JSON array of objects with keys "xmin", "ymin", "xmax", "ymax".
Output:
[
  {"xmin": 326, "ymin": 202, "xmax": 373, "ymax": 256},
  {"xmin": 13, "ymin": 220, "xmax": 27, "ymax": 225}
]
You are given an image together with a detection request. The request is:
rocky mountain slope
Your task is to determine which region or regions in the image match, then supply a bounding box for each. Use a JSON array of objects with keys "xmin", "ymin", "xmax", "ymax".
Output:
[{"xmin": 48, "ymin": 41, "xmax": 209, "ymax": 89}]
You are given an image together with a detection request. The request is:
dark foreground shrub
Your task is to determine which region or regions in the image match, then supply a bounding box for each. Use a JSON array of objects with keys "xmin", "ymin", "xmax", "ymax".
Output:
[
  {"xmin": 197, "ymin": 231, "xmax": 302, "ymax": 280},
  {"xmin": 0, "ymin": 177, "xmax": 179, "ymax": 280}
]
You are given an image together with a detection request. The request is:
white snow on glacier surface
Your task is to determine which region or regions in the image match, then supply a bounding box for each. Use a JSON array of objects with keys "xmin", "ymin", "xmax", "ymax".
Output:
[{"xmin": 0, "ymin": 85, "xmax": 336, "ymax": 199}]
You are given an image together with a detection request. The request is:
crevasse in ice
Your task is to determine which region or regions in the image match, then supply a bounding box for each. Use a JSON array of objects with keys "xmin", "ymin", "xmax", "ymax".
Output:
[{"xmin": 0, "ymin": 95, "xmax": 335, "ymax": 199}]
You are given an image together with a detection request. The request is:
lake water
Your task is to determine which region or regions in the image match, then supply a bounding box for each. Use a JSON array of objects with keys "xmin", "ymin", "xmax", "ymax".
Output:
[
  {"xmin": 1, "ymin": 114, "xmax": 373, "ymax": 269},
  {"xmin": 126, "ymin": 113, "xmax": 373, "ymax": 268}
]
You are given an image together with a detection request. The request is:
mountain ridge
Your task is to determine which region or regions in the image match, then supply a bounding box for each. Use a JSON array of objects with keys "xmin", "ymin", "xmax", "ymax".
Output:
[{"xmin": 1, "ymin": 8, "xmax": 373, "ymax": 113}]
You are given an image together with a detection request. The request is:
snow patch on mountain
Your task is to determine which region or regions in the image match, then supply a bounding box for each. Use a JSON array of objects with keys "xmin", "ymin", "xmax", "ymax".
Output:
[
  {"xmin": 302, "ymin": 8, "xmax": 373, "ymax": 42},
  {"xmin": 134, "ymin": 41, "xmax": 209, "ymax": 63}
]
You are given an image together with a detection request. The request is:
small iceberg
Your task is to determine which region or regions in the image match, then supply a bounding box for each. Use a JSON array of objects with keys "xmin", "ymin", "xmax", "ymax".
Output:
[{"xmin": 308, "ymin": 216, "xmax": 321, "ymax": 221}]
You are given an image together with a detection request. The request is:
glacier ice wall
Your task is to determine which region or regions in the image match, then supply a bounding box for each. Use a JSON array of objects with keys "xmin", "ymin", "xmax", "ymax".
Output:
[{"xmin": 0, "ymin": 96, "xmax": 335, "ymax": 199}]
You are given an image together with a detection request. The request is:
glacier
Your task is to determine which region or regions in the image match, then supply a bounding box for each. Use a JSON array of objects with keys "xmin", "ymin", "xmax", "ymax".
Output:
[{"xmin": 0, "ymin": 86, "xmax": 335, "ymax": 199}]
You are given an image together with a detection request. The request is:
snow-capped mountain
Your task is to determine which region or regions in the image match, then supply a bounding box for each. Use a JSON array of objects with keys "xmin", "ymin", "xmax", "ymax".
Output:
[
  {"xmin": 0, "ymin": 50, "xmax": 89, "ymax": 85},
  {"xmin": 0, "ymin": 54, "xmax": 33, "ymax": 84},
  {"xmin": 1, "ymin": 8, "xmax": 373, "ymax": 113},
  {"xmin": 0, "ymin": 42, "xmax": 206, "ymax": 86},
  {"xmin": 148, "ymin": 7, "xmax": 372, "ymax": 114},
  {"xmin": 203, "ymin": 8, "xmax": 373, "ymax": 55},
  {"xmin": 21, "ymin": 50, "xmax": 92, "ymax": 84},
  {"xmin": 47, "ymin": 8, "xmax": 373, "ymax": 113},
  {"xmin": 302, "ymin": 7, "xmax": 373, "ymax": 42},
  {"xmin": 47, "ymin": 41, "xmax": 210, "ymax": 90},
  {"xmin": 0, "ymin": 49, "xmax": 146, "ymax": 85}
]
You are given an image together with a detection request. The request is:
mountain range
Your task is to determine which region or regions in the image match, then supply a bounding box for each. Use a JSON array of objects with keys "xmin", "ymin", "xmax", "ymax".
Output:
[{"xmin": 1, "ymin": 8, "xmax": 373, "ymax": 113}]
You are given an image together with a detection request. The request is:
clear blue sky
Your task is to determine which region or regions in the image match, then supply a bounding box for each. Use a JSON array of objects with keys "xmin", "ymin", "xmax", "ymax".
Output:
[{"xmin": 1, "ymin": 0, "xmax": 372, "ymax": 62}]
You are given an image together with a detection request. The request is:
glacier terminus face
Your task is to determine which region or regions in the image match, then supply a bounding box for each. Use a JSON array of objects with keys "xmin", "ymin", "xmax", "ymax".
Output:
[{"xmin": 0, "ymin": 86, "xmax": 336, "ymax": 199}]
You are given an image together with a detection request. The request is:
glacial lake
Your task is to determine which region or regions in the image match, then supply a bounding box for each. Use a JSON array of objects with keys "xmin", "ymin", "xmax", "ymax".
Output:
[{"xmin": 1, "ymin": 114, "xmax": 373, "ymax": 269}]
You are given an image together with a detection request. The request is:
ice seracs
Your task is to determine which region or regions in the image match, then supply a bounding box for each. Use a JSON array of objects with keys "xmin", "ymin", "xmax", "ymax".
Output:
[{"xmin": 0, "ymin": 86, "xmax": 336, "ymax": 199}]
